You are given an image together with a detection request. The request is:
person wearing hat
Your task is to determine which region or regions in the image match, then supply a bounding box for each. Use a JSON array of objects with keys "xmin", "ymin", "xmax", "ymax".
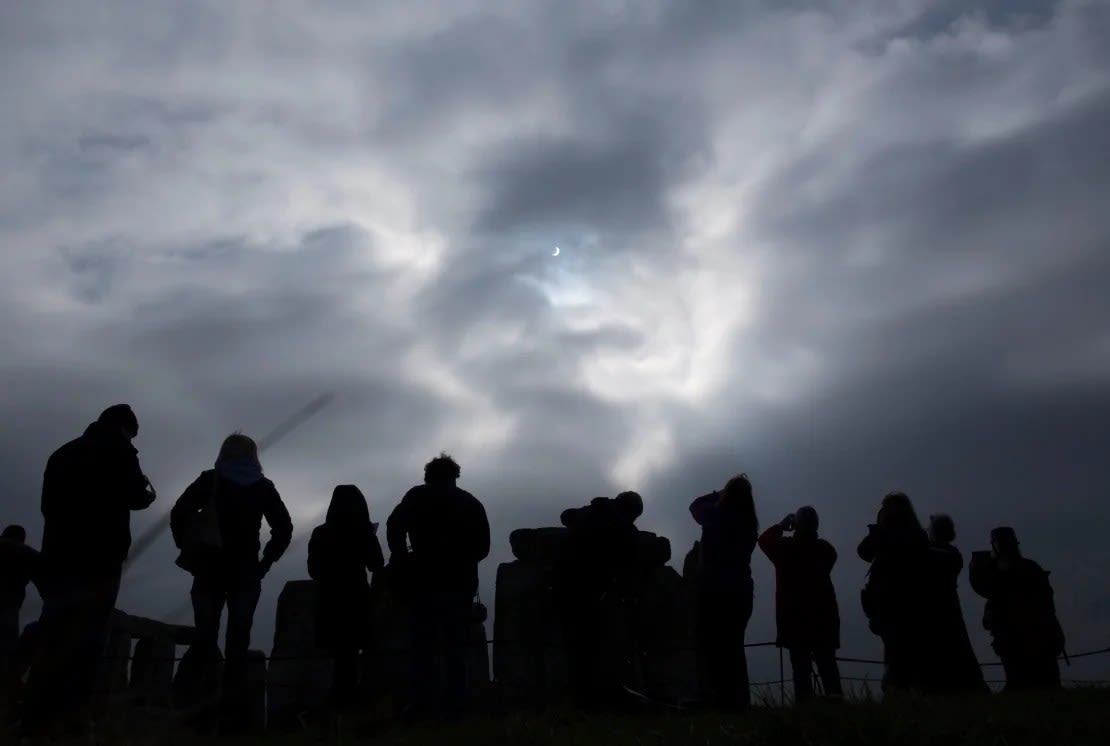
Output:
[
  {"xmin": 21, "ymin": 404, "xmax": 156, "ymax": 739},
  {"xmin": 689, "ymin": 474, "xmax": 759, "ymax": 711},
  {"xmin": 969, "ymin": 527, "xmax": 1066, "ymax": 691}
]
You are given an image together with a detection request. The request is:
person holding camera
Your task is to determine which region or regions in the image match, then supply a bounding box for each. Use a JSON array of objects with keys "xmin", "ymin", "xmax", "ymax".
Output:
[
  {"xmin": 21, "ymin": 404, "xmax": 156, "ymax": 740},
  {"xmin": 307, "ymin": 485, "xmax": 385, "ymax": 712},
  {"xmin": 758, "ymin": 507, "xmax": 842, "ymax": 702},
  {"xmin": 857, "ymin": 491, "xmax": 933, "ymax": 694},
  {"xmin": 170, "ymin": 432, "xmax": 293, "ymax": 733},
  {"xmin": 689, "ymin": 474, "xmax": 759, "ymax": 712},
  {"xmin": 386, "ymin": 453, "xmax": 490, "ymax": 721},
  {"xmin": 969, "ymin": 527, "xmax": 1065, "ymax": 692},
  {"xmin": 556, "ymin": 490, "xmax": 644, "ymax": 711}
]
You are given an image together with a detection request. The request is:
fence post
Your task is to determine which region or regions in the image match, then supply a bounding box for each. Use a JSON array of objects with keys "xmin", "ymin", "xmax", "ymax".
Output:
[{"xmin": 778, "ymin": 646, "xmax": 785, "ymax": 706}]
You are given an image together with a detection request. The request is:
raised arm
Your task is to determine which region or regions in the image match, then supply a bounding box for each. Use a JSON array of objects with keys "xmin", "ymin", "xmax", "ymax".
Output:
[
  {"xmin": 967, "ymin": 552, "xmax": 997, "ymax": 598},
  {"xmin": 857, "ymin": 526, "xmax": 880, "ymax": 563},
  {"xmin": 120, "ymin": 448, "xmax": 156, "ymax": 511},
  {"xmin": 758, "ymin": 524, "xmax": 786, "ymax": 564},
  {"xmin": 689, "ymin": 491, "xmax": 718, "ymax": 526}
]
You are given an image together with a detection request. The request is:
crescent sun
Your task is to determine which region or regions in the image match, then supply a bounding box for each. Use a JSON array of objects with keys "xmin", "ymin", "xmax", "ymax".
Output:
[{"xmin": 553, "ymin": 246, "xmax": 560, "ymax": 256}]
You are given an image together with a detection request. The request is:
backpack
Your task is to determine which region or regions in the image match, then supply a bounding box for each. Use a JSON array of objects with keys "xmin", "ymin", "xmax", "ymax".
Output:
[{"xmin": 174, "ymin": 475, "xmax": 223, "ymax": 575}]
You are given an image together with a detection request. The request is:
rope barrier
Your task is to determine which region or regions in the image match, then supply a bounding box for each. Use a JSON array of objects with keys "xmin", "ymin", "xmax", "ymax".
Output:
[{"xmin": 102, "ymin": 640, "xmax": 1110, "ymax": 669}]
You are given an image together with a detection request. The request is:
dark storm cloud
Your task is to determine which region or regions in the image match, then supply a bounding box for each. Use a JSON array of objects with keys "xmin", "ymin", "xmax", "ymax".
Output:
[
  {"xmin": 2, "ymin": 0, "xmax": 1109, "ymax": 682},
  {"xmin": 895, "ymin": 0, "xmax": 1062, "ymax": 39},
  {"xmin": 473, "ymin": 129, "xmax": 684, "ymax": 238}
]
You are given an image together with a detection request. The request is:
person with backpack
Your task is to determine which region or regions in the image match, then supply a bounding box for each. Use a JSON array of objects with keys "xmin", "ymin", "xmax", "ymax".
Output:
[
  {"xmin": 385, "ymin": 453, "xmax": 490, "ymax": 720},
  {"xmin": 858, "ymin": 491, "xmax": 934, "ymax": 694},
  {"xmin": 969, "ymin": 527, "xmax": 1065, "ymax": 691},
  {"xmin": 307, "ymin": 485, "xmax": 385, "ymax": 712},
  {"xmin": 758, "ymin": 506, "xmax": 842, "ymax": 703},
  {"xmin": 170, "ymin": 432, "xmax": 293, "ymax": 732},
  {"xmin": 689, "ymin": 474, "xmax": 759, "ymax": 712},
  {"xmin": 21, "ymin": 404, "xmax": 156, "ymax": 740}
]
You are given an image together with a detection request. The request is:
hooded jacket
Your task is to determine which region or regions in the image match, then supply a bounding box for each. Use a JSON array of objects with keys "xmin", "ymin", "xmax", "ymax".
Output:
[
  {"xmin": 307, "ymin": 485, "xmax": 385, "ymax": 649},
  {"xmin": 170, "ymin": 460, "xmax": 293, "ymax": 577}
]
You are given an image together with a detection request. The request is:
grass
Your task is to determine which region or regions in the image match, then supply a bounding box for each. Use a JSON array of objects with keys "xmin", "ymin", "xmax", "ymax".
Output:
[{"xmin": 6, "ymin": 688, "xmax": 1110, "ymax": 745}]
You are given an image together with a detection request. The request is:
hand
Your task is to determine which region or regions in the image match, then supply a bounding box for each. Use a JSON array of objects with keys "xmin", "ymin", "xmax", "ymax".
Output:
[{"xmin": 781, "ymin": 514, "xmax": 796, "ymax": 531}]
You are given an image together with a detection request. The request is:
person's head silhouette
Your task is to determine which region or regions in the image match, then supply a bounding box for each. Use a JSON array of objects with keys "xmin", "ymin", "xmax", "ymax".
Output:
[
  {"xmin": 795, "ymin": 506, "xmax": 819, "ymax": 536},
  {"xmin": 97, "ymin": 403, "xmax": 139, "ymax": 440},
  {"xmin": 614, "ymin": 491, "xmax": 644, "ymax": 522},
  {"xmin": 424, "ymin": 452, "xmax": 461, "ymax": 486},
  {"xmin": 1, "ymin": 524, "xmax": 27, "ymax": 544},
  {"xmin": 929, "ymin": 514, "xmax": 956, "ymax": 545}
]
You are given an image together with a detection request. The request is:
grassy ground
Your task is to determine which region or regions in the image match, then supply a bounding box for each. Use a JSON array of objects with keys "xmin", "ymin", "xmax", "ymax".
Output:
[{"xmin": 7, "ymin": 688, "xmax": 1110, "ymax": 745}]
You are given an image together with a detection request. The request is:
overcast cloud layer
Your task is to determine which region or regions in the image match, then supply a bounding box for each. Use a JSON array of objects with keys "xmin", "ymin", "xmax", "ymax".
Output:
[{"xmin": 2, "ymin": 0, "xmax": 1109, "ymax": 685}]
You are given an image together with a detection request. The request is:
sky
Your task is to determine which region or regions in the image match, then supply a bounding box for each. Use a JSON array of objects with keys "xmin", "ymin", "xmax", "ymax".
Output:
[{"xmin": 2, "ymin": 0, "xmax": 1109, "ymax": 688}]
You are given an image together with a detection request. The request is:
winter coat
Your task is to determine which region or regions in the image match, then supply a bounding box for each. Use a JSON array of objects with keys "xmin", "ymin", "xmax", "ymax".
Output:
[
  {"xmin": 385, "ymin": 483, "xmax": 490, "ymax": 595},
  {"xmin": 40, "ymin": 420, "xmax": 155, "ymax": 579},
  {"xmin": 758, "ymin": 526, "xmax": 840, "ymax": 649},
  {"xmin": 922, "ymin": 543, "xmax": 987, "ymax": 692},
  {"xmin": 858, "ymin": 524, "xmax": 932, "ymax": 632},
  {"xmin": 170, "ymin": 462, "xmax": 293, "ymax": 584},
  {"xmin": 689, "ymin": 492, "xmax": 757, "ymax": 595},
  {"xmin": 307, "ymin": 487, "xmax": 385, "ymax": 651},
  {"xmin": 969, "ymin": 554, "xmax": 1065, "ymax": 659}
]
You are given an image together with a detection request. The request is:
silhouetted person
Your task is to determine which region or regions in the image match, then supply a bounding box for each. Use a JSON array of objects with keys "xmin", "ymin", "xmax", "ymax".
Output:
[
  {"xmin": 1, "ymin": 525, "xmax": 42, "ymax": 711},
  {"xmin": 690, "ymin": 475, "xmax": 758, "ymax": 712},
  {"xmin": 923, "ymin": 514, "xmax": 987, "ymax": 694},
  {"xmin": 758, "ymin": 507, "xmax": 842, "ymax": 703},
  {"xmin": 556, "ymin": 491, "xmax": 643, "ymax": 710},
  {"xmin": 21, "ymin": 404, "xmax": 156, "ymax": 739},
  {"xmin": 170, "ymin": 433, "xmax": 293, "ymax": 733},
  {"xmin": 307, "ymin": 485, "xmax": 385, "ymax": 711},
  {"xmin": 386, "ymin": 453, "xmax": 490, "ymax": 720},
  {"xmin": 969, "ymin": 527, "xmax": 1065, "ymax": 692},
  {"xmin": 858, "ymin": 491, "xmax": 933, "ymax": 694}
]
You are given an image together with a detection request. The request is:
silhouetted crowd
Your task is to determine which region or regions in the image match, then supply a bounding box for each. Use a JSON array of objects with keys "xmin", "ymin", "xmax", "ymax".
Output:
[{"xmin": 0, "ymin": 404, "xmax": 1071, "ymax": 739}]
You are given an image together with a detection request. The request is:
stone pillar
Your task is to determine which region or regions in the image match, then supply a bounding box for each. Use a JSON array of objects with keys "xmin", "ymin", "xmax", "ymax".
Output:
[
  {"xmin": 492, "ymin": 560, "xmax": 567, "ymax": 706},
  {"xmin": 267, "ymin": 580, "xmax": 331, "ymax": 730},
  {"xmin": 97, "ymin": 627, "xmax": 133, "ymax": 696}
]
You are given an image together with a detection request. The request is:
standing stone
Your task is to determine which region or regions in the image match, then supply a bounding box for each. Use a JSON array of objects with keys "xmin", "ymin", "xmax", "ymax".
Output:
[
  {"xmin": 366, "ymin": 569, "xmax": 491, "ymax": 712},
  {"xmin": 129, "ymin": 637, "xmax": 176, "ymax": 707},
  {"xmin": 95, "ymin": 626, "xmax": 133, "ymax": 701},
  {"xmin": 492, "ymin": 560, "xmax": 567, "ymax": 705},
  {"xmin": 267, "ymin": 580, "xmax": 332, "ymax": 730},
  {"xmin": 494, "ymin": 526, "xmax": 696, "ymax": 707}
]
